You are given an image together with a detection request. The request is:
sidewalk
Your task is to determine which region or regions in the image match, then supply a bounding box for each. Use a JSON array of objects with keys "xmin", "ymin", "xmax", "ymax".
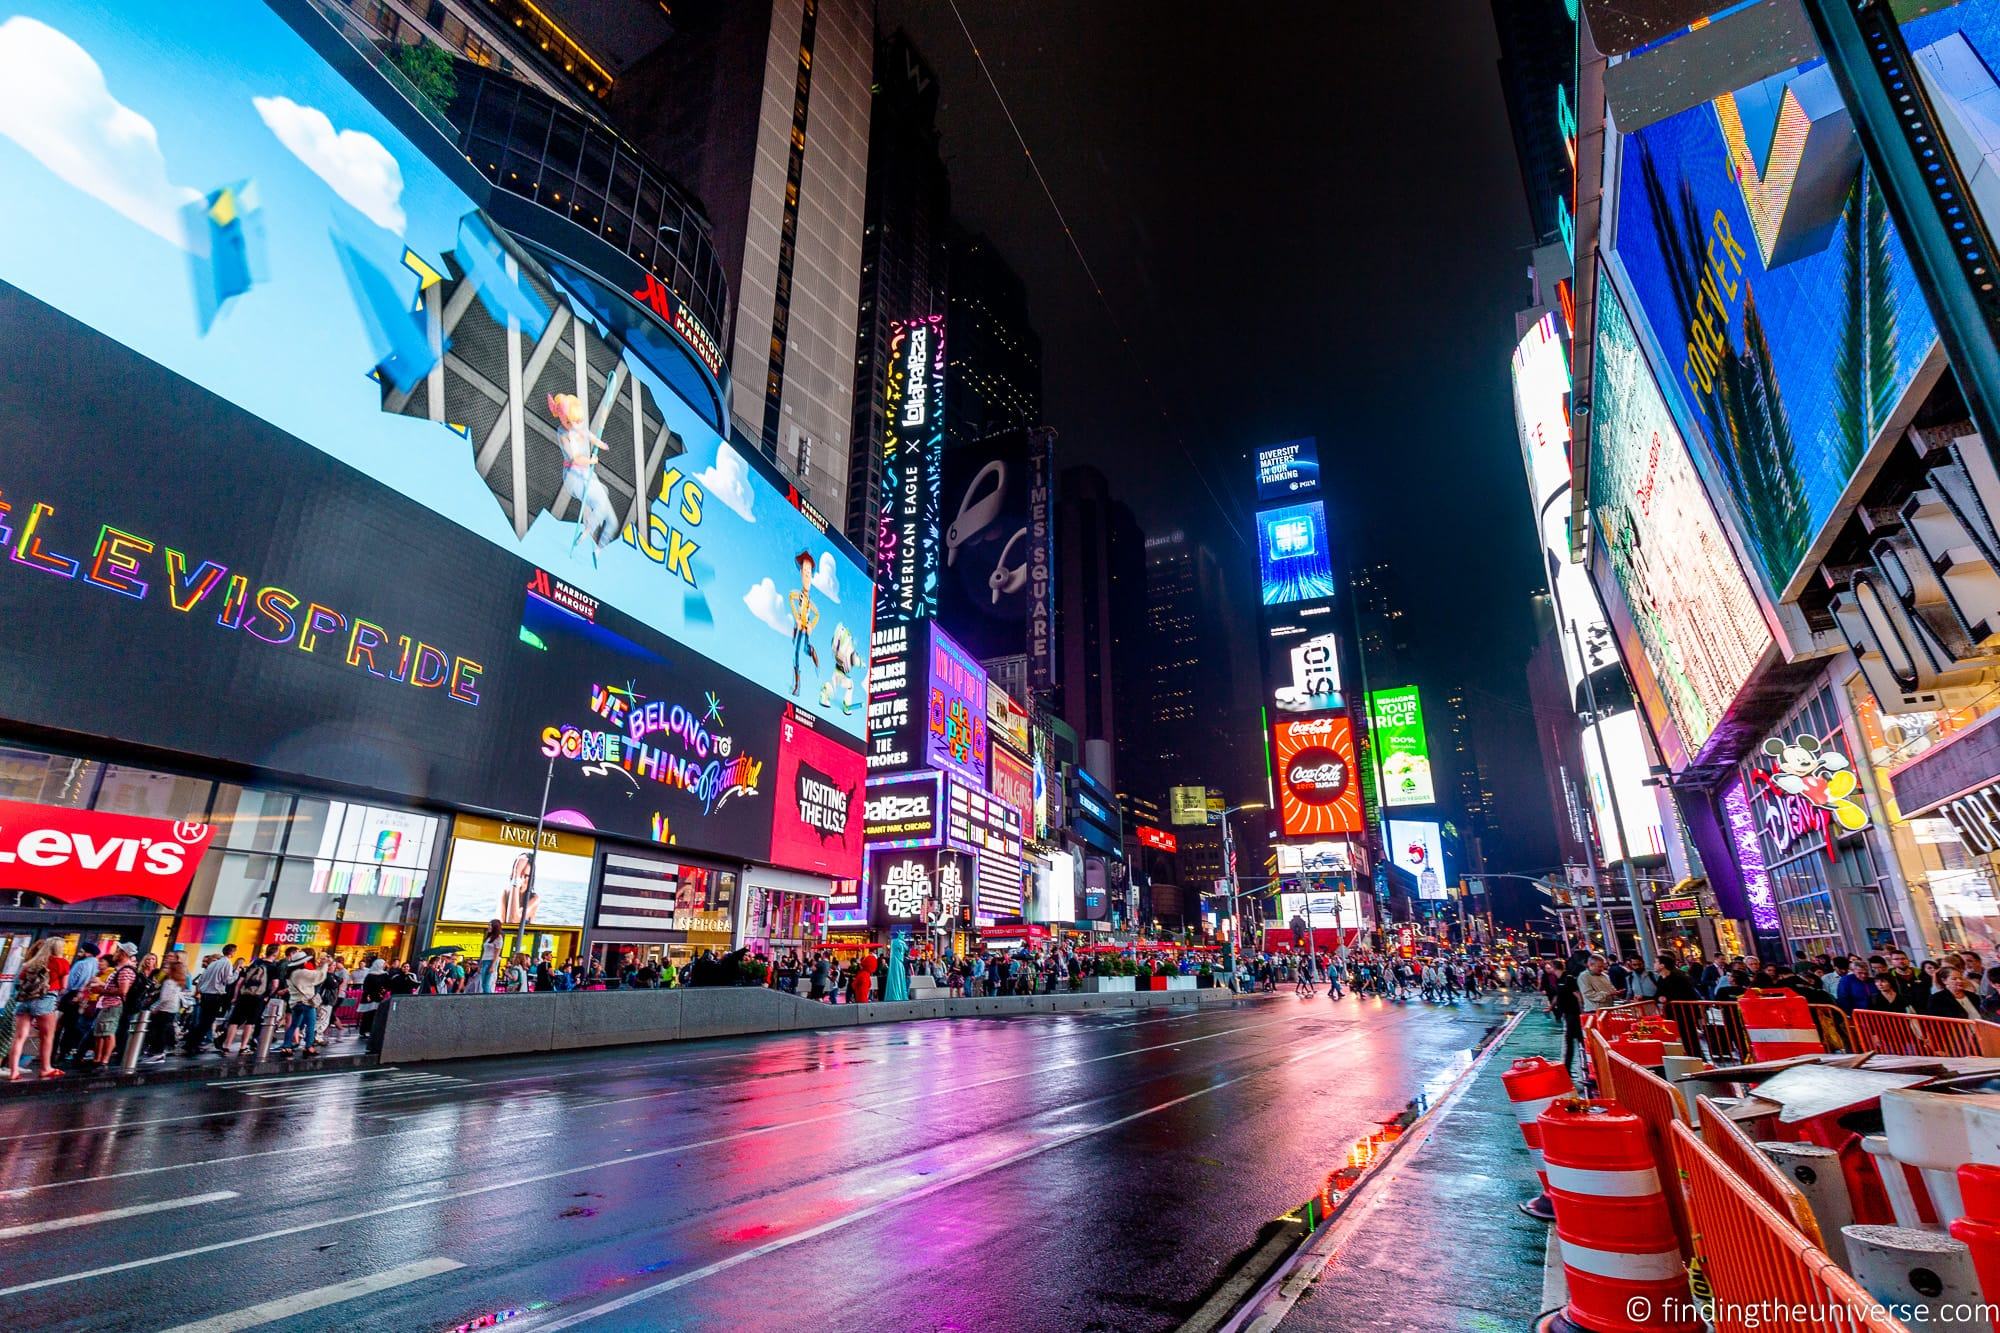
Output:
[
  {"xmin": 1279, "ymin": 1001, "xmax": 1565, "ymax": 1331},
  {"xmin": 0, "ymin": 1028, "xmax": 377, "ymax": 1100}
]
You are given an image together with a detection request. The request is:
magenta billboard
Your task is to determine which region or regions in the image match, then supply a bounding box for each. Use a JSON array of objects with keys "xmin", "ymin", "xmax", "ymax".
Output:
[{"xmin": 924, "ymin": 624, "xmax": 988, "ymax": 787}]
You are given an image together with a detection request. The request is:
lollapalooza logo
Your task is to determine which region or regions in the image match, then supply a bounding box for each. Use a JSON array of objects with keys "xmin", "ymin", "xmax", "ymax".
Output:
[{"xmin": 540, "ymin": 682, "xmax": 761, "ymax": 815}]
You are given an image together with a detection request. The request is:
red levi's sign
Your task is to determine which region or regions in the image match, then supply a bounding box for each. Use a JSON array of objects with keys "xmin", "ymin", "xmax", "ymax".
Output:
[{"xmin": 0, "ymin": 799, "xmax": 214, "ymax": 906}]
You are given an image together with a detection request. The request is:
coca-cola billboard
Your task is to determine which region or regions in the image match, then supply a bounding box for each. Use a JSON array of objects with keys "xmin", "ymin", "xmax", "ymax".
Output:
[
  {"xmin": 1273, "ymin": 716, "xmax": 1364, "ymax": 837},
  {"xmin": 0, "ymin": 800, "xmax": 215, "ymax": 907}
]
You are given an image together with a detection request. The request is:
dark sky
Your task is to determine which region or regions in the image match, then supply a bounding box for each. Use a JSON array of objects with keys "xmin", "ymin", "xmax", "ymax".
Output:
[{"xmin": 880, "ymin": 0, "xmax": 1562, "ymax": 874}]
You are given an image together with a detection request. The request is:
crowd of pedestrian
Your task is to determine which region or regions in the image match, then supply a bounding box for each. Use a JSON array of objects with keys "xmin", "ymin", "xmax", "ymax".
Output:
[{"xmin": 1539, "ymin": 942, "xmax": 1999, "ymax": 1076}]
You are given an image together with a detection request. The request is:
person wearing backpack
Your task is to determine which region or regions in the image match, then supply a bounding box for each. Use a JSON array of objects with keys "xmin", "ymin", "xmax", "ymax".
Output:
[{"xmin": 221, "ymin": 947, "xmax": 278, "ymax": 1056}]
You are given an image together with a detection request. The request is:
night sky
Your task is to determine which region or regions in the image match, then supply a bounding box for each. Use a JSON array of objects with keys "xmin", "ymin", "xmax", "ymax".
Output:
[{"xmin": 882, "ymin": 0, "xmax": 1561, "ymax": 876}]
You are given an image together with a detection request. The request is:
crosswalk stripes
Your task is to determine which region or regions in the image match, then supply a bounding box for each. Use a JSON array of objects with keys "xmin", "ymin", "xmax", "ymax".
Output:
[{"xmin": 212, "ymin": 1069, "xmax": 466, "ymax": 1102}]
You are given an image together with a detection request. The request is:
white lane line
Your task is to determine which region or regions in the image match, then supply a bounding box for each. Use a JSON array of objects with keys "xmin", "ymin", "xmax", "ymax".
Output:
[
  {"xmin": 208, "ymin": 1069, "xmax": 405, "ymax": 1089},
  {"xmin": 0, "ymin": 1191, "xmax": 237, "ymax": 1242},
  {"xmin": 0, "ymin": 1128, "xmax": 557, "ymax": 1197},
  {"xmin": 0, "ymin": 1014, "xmax": 1304, "ymax": 1298},
  {"xmin": 160, "ymin": 1256, "xmax": 463, "ymax": 1333},
  {"xmin": 534, "ymin": 1035, "xmax": 1355, "ymax": 1328}
]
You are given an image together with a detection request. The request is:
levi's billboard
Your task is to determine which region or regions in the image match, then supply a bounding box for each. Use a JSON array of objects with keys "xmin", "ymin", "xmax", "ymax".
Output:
[
  {"xmin": 1273, "ymin": 716, "xmax": 1364, "ymax": 837},
  {"xmin": 0, "ymin": 800, "xmax": 214, "ymax": 906},
  {"xmin": 767, "ymin": 707, "xmax": 865, "ymax": 879}
]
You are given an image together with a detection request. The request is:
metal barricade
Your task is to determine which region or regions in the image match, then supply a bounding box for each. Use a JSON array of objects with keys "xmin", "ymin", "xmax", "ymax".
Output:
[
  {"xmin": 1695, "ymin": 1093, "xmax": 1826, "ymax": 1250},
  {"xmin": 1666, "ymin": 999, "xmax": 1752, "ymax": 1065},
  {"xmin": 1581, "ymin": 997, "xmax": 1661, "ymax": 1030},
  {"xmin": 1808, "ymin": 1003, "xmax": 1855, "ymax": 1054},
  {"xmin": 1671, "ymin": 1121, "xmax": 1910, "ymax": 1333},
  {"xmin": 1603, "ymin": 1045, "xmax": 1695, "ymax": 1260},
  {"xmin": 1849, "ymin": 1009, "xmax": 2000, "ymax": 1058}
]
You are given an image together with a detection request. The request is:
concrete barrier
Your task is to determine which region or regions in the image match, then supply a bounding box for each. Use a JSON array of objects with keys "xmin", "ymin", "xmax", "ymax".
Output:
[{"xmin": 377, "ymin": 983, "xmax": 1238, "ymax": 1064}]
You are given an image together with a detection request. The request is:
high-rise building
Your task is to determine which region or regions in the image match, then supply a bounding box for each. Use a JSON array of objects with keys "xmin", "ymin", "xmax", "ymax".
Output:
[
  {"xmin": 945, "ymin": 229, "xmax": 1043, "ymax": 450},
  {"xmin": 611, "ymin": 0, "xmax": 872, "ymax": 512},
  {"xmin": 1442, "ymin": 686, "xmax": 1496, "ymax": 870},
  {"xmin": 1134, "ymin": 532, "xmax": 1250, "ymax": 805},
  {"xmin": 1055, "ymin": 466, "xmax": 1144, "ymax": 778},
  {"xmin": 1348, "ymin": 561, "xmax": 1412, "ymax": 684},
  {"xmin": 844, "ymin": 30, "xmax": 952, "ymax": 566}
]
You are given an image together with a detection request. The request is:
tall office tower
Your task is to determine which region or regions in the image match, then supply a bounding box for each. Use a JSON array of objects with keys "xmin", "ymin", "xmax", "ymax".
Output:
[
  {"xmin": 1136, "ymin": 532, "xmax": 1251, "ymax": 805},
  {"xmin": 1490, "ymin": 0, "xmax": 1578, "ymax": 249},
  {"xmin": 945, "ymin": 229, "xmax": 1043, "ymax": 450},
  {"xmin": 844, "ymin": 30, "xmax": 952, "ymax": 566},
  {"xmin": 1055, "ymin": 466, "xmax": 1144, "ymax": 779},
  {"xmin": 1443, "ymin": 685, "xmax": 1497, "ymax": 865},
  {"xmin": 1347, "ymin": 561, "xmax": 1413, "ymax": 684},
  {"xmin": 612, "ymin": 0, "xmax": 872, "ymax": 512}
]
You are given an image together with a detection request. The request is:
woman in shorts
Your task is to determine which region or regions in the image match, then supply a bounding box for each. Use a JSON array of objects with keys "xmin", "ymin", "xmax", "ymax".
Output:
[{"xmin": 6, "ymin": 938, "xmax": 63, "ymax": 1079}]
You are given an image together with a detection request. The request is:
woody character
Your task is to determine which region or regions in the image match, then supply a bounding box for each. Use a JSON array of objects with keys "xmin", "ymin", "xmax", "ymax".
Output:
[{"xmin": 789, "ymin": 549, "xmax": 820, "ymax": 695}]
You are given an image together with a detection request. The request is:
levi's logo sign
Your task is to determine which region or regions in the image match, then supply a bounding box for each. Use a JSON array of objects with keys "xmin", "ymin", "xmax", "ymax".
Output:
[{"xmin": 0, "ymin": 800, "xmax": 215, "ymax": 908}]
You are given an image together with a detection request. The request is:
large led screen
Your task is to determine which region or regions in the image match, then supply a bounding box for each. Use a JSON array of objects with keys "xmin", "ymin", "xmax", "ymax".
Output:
[
  {"xmin": 1512, "ymin": 312, "xmax": 1573, "ymax": 516},
  {"xmin": 1610, "ymin": 44, "xmax": 1939, "ymax": 592},
  {"xmin": 1255, "ymin": 438, "xmax": 1320, "ymax": 502},
  {"xmin": 0, "ymin": 0, "xmax": 871, "ymax": 748},
  {"xmin": 0, "ymin": 1, "xmax": 866, "ymax": 868},
  {"xmin": 1385, "ymin": 819, "xmax": 1448, "ymax": 901},
  {"xmin": 1589, "ymin": 277, "xmax": 1771, "ymax": 763},
  {"xmin": 1258, "ymin": 501, "xmax": 1336, "ymax": 606},
  {"xmin": 1368, "ymin": 686, "xmax": 1436, "ymax": 809},
  {"xmin": 1273, "ymin": 716, "xmax": 1364, "ymax": 837}
]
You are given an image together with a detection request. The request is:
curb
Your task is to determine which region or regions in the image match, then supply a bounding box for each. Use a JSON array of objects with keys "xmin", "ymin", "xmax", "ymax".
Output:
[{"xmin": 0, "ymin": 1048, "xmax": 378, "ymax": 1102}]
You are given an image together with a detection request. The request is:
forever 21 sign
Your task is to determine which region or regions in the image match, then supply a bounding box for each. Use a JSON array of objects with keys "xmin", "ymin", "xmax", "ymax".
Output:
[{"xmin": 1939, "ymin": 781, "xmax": 2000, "ymax": 855}]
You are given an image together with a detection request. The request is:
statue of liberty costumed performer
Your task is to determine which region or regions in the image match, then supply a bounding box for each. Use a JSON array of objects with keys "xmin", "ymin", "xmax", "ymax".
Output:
[
  {"xmin": 884, "ymin": 931, "xmax": 910, "ymax": 1002},
  {"xmin": 548, "ymin": 393, "xmax": 620, "ymax": 561}
]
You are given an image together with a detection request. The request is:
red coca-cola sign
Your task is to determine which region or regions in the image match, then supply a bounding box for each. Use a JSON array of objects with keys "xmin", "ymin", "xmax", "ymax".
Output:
[{"xmin": 0, "ymin": 799, "xmax": 213, "ymax": 906}]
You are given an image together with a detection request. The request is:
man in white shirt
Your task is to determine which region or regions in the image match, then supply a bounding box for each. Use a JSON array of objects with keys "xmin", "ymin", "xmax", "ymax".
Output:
[
  {"xmin": 186, "ymin": 944, "xmax": 238, "ymax": 1055},
  {"xmin": 1579, "ymin": 954, "xmax": 1622, "ymax": 1012}
]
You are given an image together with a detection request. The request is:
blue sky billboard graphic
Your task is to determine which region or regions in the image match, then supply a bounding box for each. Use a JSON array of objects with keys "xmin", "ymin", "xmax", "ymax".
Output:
[
  {"xmin": 0, "ymin": 0, "xmax": 872, "ymax": 740},
  {"xmin": 1608, "ymin": 23, "xmax": 1951, "ymax": 595}
]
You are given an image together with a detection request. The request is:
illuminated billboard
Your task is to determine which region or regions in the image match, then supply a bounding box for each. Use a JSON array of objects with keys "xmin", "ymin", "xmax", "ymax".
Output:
[
  {"xmin": 1136, "ymin": 825, "xmax": 1178, "ymax": 853},
  {"xmin": 1511, "ymin": 312, "xmax": 1573, "ymax": 515},
  {"xmin": 1589, "ymin": 277, "xmax": 1771, "ymax": 762},
  {"xmin": 1255, "ymin": 438, "xmax": 1320, "ymax": 502},
  {"xmin": 1610, "ymin": 54, "xmax": 1938, "ymax": 593},
  {"xmin": 1258, "ymin": 501, "xmax": 1337, "ymax": 606},
  {"xmin": 1385, "ymin": 819, "xmax": 1448, "ymax": 900},
  {"xmin": 877, "ymin": 314, "xmax": 945, "ymax": 624},
  {"xmin": 1275, "ymin": 841, "xmax": 1358, "ymax": 875},
  {"xmin": 1580, "ymin": 711, "xmax": 1668, "ymax": 864},
  {"xmin": 0, "ymin": 2, "xmax": 873, "ymax": 743},
  {"xmin": 925, "ymin": 625, "xmax": 989, "ymax": 786},
  {"xmin": 1278, "ymin": 891, "xmax": 1363, "ymax": 927},
  {"xmin": 768, "ymin": 708, "xmax": 864, "ymax": 879},
  {"xmin": 1273, "ymin": 716, "xmax": 1364, "ymax": 837},
  {"xmin": 1368, "ymin": 686, "xmax": 1436, "ymax": 808},
  {"xmin": 942, "ymin": 429, "xmax": 1053, "ymax": 666},
  {"xmin": 1275, "ymin": 631, "xmax": 1343, "ymax": 713}
]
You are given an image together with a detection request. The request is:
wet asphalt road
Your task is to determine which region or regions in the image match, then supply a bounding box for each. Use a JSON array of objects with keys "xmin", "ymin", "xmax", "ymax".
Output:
[{"xmin": 0, "ymin": 991, "xmax": 1520, "ymax": 1332}]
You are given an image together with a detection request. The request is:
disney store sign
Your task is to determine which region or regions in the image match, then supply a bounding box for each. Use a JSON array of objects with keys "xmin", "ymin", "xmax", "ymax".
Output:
[{"xmin": 1749, "ymin": 732, "xmax": 1868, "ymax": 862}]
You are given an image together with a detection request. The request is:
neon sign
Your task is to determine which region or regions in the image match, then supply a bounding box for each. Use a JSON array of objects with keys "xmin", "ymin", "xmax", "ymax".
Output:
[
  {"xmin": 540, "ymin": 681, "xmax": 761, "ymax": 815},
  {"xmin": 1750, "ymin": 732, "xmax": 1868, "ymax": 861},
  {"xmin": 875, "ymin": 314, "xmax": 945, "ymax": 623},
  {"xmin": 0, "ymin": 489, "xmax": 482, "ymax": 705},
  {"xmin": 1721, "ymin": 774, "xmax": 1780, "ymax": 933}
]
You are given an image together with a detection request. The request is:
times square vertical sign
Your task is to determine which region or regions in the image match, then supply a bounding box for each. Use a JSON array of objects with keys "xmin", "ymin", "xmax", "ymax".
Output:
[{"xmin": 876, "ymin": 314, "xmax": 946, "ymax": 624}]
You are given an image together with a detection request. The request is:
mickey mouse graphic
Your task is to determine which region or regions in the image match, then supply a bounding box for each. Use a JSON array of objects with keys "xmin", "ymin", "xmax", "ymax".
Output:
[{"xmin": 1761, "ymin": 734, "xmax": 1869, "ymax": 831}]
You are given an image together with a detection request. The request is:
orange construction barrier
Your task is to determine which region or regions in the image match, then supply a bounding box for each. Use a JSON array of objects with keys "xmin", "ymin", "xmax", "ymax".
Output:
[
  {"xmin": 1600, "ymin": 1045, "xmax": 1694, "ymax": 1259},
  {"xmin": 1807, "ymin": 1003, "xmax": 1854, "ymax": 1054},
  {"xmin": 1738, "ymin": 988, "xmax": 1824, "ymax": 1062},
  {"xmin": 1693, "ymin": 1094, "xmax": 1825, "ymax": 1250},
  {"xmin": 1540, "ymin": 1099, "xmax": 1696, "ymax": 1333},
  {"xmin": 1670, "ymin": 1121, "xmax": 1908, "ymax": 1332},
  {"xmin": 1850, "ymin": 1009, "xmax": 2000, "ymax": 1058},
  {"xmin": 1665, "ymin": 998, "xmax": 1751, "ymax": 1064},
  {"xmin": 1952, "ymin": 1164, "xmax": 2000, "ymax": 1312},
  {"xmin": 1502, "ymin": 1056, "xmax": 1573, "ymax": 1221},
  {"xmin": 1582, "ymin": 999, "xmax": 1661, "ymax": 1031}
]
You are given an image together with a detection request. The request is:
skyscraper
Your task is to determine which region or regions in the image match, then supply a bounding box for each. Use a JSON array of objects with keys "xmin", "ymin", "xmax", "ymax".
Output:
[
  {"xmin": 844, "ymin": 30, "xmax": 952, "ymax": 567},
  {"xmin": 1490, "ymin": 0, "xmax": 1577, "ymax": 249},
  {"xmin": 1348, "ymin": 561, "xmax": 1413, "ymax": 684},
  {"xmin": 1443, "ymin": 685, "xmax": 1497, "ymax": 870},
  {"xmin": 945, "ymin": 229, "xmax": 1043, "ymax": 450},
  {"xmin": 611, "ymin": 0, "xmax": 872, "ymax": 512},
  {"xmin": 1135, "ymin": 532, "xmax": 1249, "ymax": 805},
  {"xmin": 1055, "ymin": 466, "xmax": 1144, "ymax": 778}
]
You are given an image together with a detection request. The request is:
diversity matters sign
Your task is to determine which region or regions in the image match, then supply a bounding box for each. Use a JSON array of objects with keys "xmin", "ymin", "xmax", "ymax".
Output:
[
  {"xmin": 1273, "ymin": 716, "xmax": 1364, "ymax": 837},
  {"xmin": 876, "ymin": 314, "xmax": 945, "ymax": 624},
  {"xmin": 1589, "ymin": 277, "xmax": 1770, "ymax": 763},
  {"xmin": 1368, "ymin": 686, "xmax": 1435, "ymax": 808},
  {"xmin": 1255, "ymin": 438, "xmax": 1320, "ymax": 502},
  {"xmin": 1258, "ymin": 501, "xmax": 1337, "ymax": 606},
  {"xmin": 767, "ymin": 708, "xmax": 864, "ymax": 878}
]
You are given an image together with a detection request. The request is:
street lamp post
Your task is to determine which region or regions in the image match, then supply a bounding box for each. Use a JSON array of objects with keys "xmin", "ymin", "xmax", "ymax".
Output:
[{"xmin": 1212, "ymin": 802, "xmax": 1266, "ymax": 991}]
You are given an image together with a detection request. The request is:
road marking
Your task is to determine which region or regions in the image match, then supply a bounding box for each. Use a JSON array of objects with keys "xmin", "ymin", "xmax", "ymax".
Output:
[
  {"xmin": 0, "ymin": 1128, "xmax": 557, "ymax": 1197},
  {"xmin": 0, "ymin": 1190, "xmax": 237, "ymax": 1242},
  {"xmin": 533, "ymin": 1032, "xmax": 1362, "ymax": 1328},
  {"xmin": 159, "ymin": 1256, "xmax": 463, "ymax": 1332},
  {"xmin": 0, "ymin": 1014, "xmax": 1311, "ymax": 1298},
  {"xmin": 208, "ymin": 1068, "xmax": 407, "ymax": 1089}
]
